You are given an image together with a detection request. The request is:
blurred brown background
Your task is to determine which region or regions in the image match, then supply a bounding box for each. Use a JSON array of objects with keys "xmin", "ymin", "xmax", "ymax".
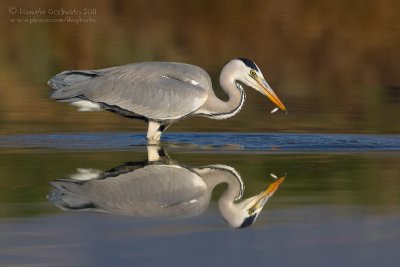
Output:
[{"xmin": 1, "ymin": 0, "xmax": 399, "ymax": 134}]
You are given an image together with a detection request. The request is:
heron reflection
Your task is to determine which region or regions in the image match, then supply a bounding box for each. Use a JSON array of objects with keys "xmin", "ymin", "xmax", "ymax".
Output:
[{"xmin": 48, "ymin": 147, "xmax": 285, "ymax": 228}]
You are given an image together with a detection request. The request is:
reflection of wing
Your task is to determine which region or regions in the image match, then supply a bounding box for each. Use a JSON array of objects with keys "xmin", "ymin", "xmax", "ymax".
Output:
[
  {"xmin": 49, "ymin": 165, "xmax": 207, "ymax": 218},
  {"xmin": 49, "ymin": 62, "xmax": 211, "ymax": 120}
]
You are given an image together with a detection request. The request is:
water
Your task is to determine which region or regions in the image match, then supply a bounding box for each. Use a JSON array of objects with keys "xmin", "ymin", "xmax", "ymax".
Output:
[
  {"xmin": 1, "ymin": 132, "xmax": 399, "ymax": 151},
  {"xmin": 1, "ymin": 133, "xmax": 399, "ymax": 266}
]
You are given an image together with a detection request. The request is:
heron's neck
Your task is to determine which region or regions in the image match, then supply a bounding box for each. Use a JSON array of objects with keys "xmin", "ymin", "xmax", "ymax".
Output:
[
  {"xmin": 196, "ymin": 166, "xmax": 244, "ymax": 201},
  {"xmin": 208, "ymin": 170, "xmax": 245, "ymax": 227},
  {"xmin": 197, "ymin": 68, "xmax": 245, "ymax": 119},
  {"xmin": 196, "ymin": 165, "xmax": 247, "ymax": 227}
]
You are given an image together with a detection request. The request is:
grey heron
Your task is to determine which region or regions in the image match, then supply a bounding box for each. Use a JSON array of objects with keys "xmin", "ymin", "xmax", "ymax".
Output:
[
  {"xmin": 48, "ymin": 58, "xmax": 287, "ymax": 142},
  {"xmin": 48, "ymin": 147, "xmax": 285, "ymax": 228}
]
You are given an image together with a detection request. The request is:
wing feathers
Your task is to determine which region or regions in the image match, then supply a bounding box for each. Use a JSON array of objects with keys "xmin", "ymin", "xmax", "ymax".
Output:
[{"xmin": 48, "ymin": 63, "xmax": 210, "ymax": 120}]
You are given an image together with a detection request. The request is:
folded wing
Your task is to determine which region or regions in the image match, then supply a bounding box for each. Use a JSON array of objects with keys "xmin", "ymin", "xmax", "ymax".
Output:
[{"xmin": 49, "ymin": 62, "xmax": 211, "ymax": 120}]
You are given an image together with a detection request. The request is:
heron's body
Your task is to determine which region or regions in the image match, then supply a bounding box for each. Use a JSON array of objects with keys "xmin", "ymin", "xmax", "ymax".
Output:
[
  {"xmin": 50, "ymin": 164, "xmax": 209, "ymax": 218},
  {"xmin": 48, "ymin": 162, "xmax": 245, "ymax": 222},
  {"xmin": 48, "ymin": 147, "xmax": 285, "ymax": 228},
  {"xmin": 49, "ymin": 59, "xmax": 287, "ymax": 142}
]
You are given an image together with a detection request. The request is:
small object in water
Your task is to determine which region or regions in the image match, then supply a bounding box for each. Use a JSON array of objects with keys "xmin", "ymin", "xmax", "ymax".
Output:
[
  {"xmin": 270, "ymin": 107, "xmax": 279, "ymax": 114},
  {"xmin": 270, "ymin": 173, "xmax": 278, "ymax": 179}
]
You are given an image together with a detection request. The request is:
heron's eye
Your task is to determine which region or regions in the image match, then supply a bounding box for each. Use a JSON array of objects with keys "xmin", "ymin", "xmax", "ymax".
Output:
[
  {"xmin": 248, "ymin": 208, "xmax": 255, "ymax": 215},
  {"xmin": 250, "ymin": 70, "xmax": 257, "ymax": 77}
]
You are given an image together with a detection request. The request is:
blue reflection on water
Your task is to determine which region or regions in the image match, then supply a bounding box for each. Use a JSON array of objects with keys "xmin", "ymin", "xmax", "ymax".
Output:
[{"xmin": 0, "ymin": 132, "xmax": 399, "ymax": 151}]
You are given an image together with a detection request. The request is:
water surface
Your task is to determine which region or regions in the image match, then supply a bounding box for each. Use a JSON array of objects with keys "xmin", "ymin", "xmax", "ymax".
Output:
[
  {"xmin": 0, "ymin": 133, "xmax": 399, "ymax": 267},
  {"xmin": 1, "ymin": 132, "xmax": 399, "ymax": 151}
]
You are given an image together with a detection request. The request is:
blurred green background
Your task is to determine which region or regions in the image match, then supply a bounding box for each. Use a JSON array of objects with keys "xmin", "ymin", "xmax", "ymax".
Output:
[{"xmin": 1, "ymin": 0, "xmax": 399, "ymax": 134}]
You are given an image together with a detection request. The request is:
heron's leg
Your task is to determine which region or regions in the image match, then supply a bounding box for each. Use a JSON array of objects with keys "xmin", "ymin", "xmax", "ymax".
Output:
[
  {"xmin": 147, "ymin": 121, "xmax": 162, "ymax": 143},
  {"xmin": 146, "ymin": 145, "xmax": 172, "ymax": 164},
  {"xmin": 147, "ymin": 145, "xmax": 161, "ymax": 161}
]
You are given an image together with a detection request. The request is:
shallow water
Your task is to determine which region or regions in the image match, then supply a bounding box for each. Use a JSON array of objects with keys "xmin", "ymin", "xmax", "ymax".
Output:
[
  {"xmin": 1, "ymin": 132, "xmax": 399, "ymax": 151},
  {"xmin": 0, "ymin": 133, "xmax": 399, "ymax": 267}
]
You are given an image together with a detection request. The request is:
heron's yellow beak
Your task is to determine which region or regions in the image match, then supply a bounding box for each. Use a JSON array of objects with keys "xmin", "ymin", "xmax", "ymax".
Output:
[
  {"xmin": 251, "ymin": 176, "xmax": 285, "ymax": 211},
  {"xmin": 256, "ymin": 77, "xmax": 287, "ymax": 112}
]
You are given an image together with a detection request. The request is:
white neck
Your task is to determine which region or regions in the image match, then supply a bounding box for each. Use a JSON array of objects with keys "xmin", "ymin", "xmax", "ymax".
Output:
[
  {"xmin": 195, "ymin": 63, "xmax": 246, "ymax": 119},
  {"xmin": 196, "ymin": 165, "xmax": 246, "ymax": 227}
]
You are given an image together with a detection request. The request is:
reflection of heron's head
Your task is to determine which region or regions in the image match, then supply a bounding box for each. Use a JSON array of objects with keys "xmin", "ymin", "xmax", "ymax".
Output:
[{"xmin": 220, "ymin": 177, "xmax": 285, "ymax": 228}]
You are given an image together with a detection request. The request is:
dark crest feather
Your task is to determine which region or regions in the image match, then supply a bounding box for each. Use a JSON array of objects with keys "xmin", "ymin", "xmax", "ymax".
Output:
[
  {"xmin": 239, "ymin": 213, "xmax": 258, "ymax": 228},
  {"xmin": 237, "ymin": 58, "xmax": 259, "ymax": 71}
]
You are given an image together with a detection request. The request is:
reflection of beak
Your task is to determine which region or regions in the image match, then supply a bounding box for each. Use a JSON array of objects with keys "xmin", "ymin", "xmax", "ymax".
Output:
[
  {"xmin": 256, "ymin": 77, "xmax": 287, "ymax": 112},
  {"xmin": 251, "ymin": 176, "xmax": 285, "ymax": 211}
]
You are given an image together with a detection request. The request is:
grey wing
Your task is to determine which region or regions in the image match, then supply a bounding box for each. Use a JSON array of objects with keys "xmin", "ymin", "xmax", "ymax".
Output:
[
  {"xmin": 48, "ymin": 165, "xmax": 207, "ymax": 217},
  {"xmin": 49, "ymin": 62, "xmax": 211, "ymax": 120},
  {"xmin": 111, "ymin": 165, "xmax": 207, "ymax": 207}
]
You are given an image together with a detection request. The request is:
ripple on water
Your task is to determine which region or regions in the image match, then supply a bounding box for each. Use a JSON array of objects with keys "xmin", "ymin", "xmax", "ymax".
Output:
[{"xmin": 0, "ymin": 132, "xmax": 399, "ymax": 152}]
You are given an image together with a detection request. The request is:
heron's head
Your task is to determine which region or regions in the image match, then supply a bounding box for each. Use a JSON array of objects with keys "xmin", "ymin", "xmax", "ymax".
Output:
[
  {"xmin": 224, "ymin": 58, "xmax": 287, "ymax": 112},
  {"xmin": 220, "ymin": 176, "xmax": 285, "ymax": 228}
]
